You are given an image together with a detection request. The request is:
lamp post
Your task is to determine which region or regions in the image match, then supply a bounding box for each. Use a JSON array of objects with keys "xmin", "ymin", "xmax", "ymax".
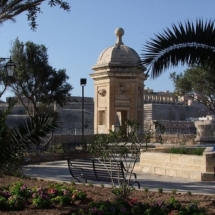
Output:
[
  {"xmin": 0, "ymin": 57, "xmax": 16, "ymax": 76},
  {"xmin": 80, "ymin": 78, "xmax": 87, "ymax": 147},
  {"xmin": 0, "ymin": 57, "xmax": 16, "ymax": 98}
]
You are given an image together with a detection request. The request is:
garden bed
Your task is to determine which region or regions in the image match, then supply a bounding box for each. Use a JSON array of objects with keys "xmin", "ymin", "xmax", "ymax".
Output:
[
  {"xmin": 0, "ymin": 175, "xmax": 215, "ymax": 215},
  {"xmin": 148, "ymin": 147, "xmax": 206, "ymax": 155}
]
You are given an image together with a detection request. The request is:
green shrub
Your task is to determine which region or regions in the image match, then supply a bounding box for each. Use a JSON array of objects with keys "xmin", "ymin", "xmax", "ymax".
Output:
[
  {"xmin": 171, "ymin": 189, "xmax": 177, "ymax": 195},
  {"xmin": 144, "ymin": 187, "xmax": 149, "ymax": 192},
  {"xmin": 47, "ymin": 144, "xmax": 64, "ymax": 153},
  {"xmin": 0, "ymin": 196, "xmax": 8, "ymax": 209},
  {"xmin": 166, "ymin": 197, "xmax": 181, "ymax": 209},
  {"xmin": 8, "ymin": 195, "xmax": 26, "ymax": 210},
  {"xmin": 169, "ymin": 147, "xmax": 205, "ymax": 155},
  {"xmin": 9, "ymin": 182, "xmax": 31, "ymax": 198},
  {"xmin": 187, "ymin": 191, "xmax": 192, "ymax": 196},
  {"xmin": 157, "ymin": 188, "xmax": 163, "ymax": 193},
  {"xmin": 72, "ymin": 197, "xmax": 206, "ymax": 215}
]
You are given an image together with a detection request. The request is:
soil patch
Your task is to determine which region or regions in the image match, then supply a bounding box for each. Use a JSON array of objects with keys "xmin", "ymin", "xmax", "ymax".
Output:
[{"xmin": 0, "ymin": 175, "xmax": 215, "ymax": 215}]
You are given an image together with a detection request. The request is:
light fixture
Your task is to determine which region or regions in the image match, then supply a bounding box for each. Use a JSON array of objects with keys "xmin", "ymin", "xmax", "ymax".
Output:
[
  {"xmin": 80, "ymin": 78, "xmax": 87, "ymax": 86},
  {"xmin": 0, "ymin": 56, "xmax": 16, "ymax": 76}
]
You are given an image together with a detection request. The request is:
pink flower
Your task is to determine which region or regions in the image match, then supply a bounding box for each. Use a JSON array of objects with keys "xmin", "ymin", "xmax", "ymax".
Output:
[
  {"xmin": 36, "ymin": 187, "xmax": 42, "ymax": 192},
  {"xmin": 72, "ymin": 193, "xmax": 77, "ymax": 199},
  {"xmin": 62, "ymin": 189, "xmax": 69, "ymax": 195},
  {"xmin": 8, "ymin": 196, "xmax": 14, "ymax": 200},
  {"xmin": 48, "ymin": 188, "xmax": 57, "ymax": 194},
  {"xmin": 20, "ymin": 185, "xmax": 27, "ymax": 190}
]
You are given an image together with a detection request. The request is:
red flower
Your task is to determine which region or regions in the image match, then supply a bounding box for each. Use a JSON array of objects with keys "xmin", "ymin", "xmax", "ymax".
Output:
[
  {"xmin": 128, "ymin": 198, "xmax": 138, "ymax": 206},
  {"xmin": 48, "ymin": 188, "xmax": 57, "ymax": 195}
]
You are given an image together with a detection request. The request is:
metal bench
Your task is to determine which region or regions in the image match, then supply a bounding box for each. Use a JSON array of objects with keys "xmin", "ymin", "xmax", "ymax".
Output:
[
  {"xmin": 67, "ymin": 157, "xmax": 140, "ymax": 188},
  {"xmin": 67, "ymin": 158, "xmax": 97, "ymax": 182},
  {"xmin": 93, "ymin": 159, "xmax": 140, "ymax": 188}
]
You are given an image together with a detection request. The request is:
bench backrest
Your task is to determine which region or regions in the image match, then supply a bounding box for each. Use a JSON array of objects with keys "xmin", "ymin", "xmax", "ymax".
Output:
[
  {"xmin": 67, "ymin": 158, "xmax": 130, "ymax": 184},
  {"xmin": 67, "ymin": 158, "xmax": 95, "ymax": 182},
  {"xmin": 93, "ymin": 159, "xmax": 125, "ymax": 182}
]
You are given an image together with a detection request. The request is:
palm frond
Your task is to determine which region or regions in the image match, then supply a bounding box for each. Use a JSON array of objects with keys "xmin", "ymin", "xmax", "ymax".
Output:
[
  {"xmin": 10, "ymin": 110, "xmax": 61, "ymax": 145},
  {"xmin": 0, "ymin": 99, "xmax": 18, "ymax": 169},
  {"xmin": 0, "ymin": 0, "xmax": 70, "ymax": 30},
  {"xmin": 142, "ymin": 19, "xmax": 215, "ymax": 78},
  {"xmin": 0, "ymin": 0, "xmax": 42, "ymax": 24},
  {"xmin": 0, "ymin": 105, "xmax": 61, "ymax": 172}
]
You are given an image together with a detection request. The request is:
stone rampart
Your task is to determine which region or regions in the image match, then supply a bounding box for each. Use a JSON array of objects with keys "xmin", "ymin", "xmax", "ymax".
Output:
[{"xmin": 51, "ymin": 134, "xmax": 95, "ymax": 145}]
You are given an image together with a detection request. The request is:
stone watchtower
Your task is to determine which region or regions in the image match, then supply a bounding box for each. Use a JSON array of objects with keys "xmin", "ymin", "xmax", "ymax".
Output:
[{"xmin": 90, "ymin": 28, "xmax": 147, "ymax": 134}]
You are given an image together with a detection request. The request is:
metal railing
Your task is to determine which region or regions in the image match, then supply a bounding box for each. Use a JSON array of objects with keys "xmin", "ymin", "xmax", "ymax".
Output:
[
  {"xmin": 164, "ymin": 129, "xmax": 195, "ymax": 134},
  {"xmin": 60, "ymin": 128, "xmax": 106, "ymax": 135},
  {"xmin": 57, "ymin": 128, "xmax": 195, "ymax": 136}
]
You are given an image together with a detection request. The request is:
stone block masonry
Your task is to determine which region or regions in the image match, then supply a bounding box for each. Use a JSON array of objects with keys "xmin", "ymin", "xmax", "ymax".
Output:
[{"xmin": 134, "ymin": 149, "xmax": 215, "ymax": 181}]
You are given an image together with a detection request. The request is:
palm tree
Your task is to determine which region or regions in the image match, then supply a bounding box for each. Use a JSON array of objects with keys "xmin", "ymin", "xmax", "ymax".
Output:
[
  {"xmin": 141, "ymin": 19, "xmax": 215, "ymax": 78},
  {"xmin": 0, "ymin": 0, "xmax": 70, "ymax": 30}
]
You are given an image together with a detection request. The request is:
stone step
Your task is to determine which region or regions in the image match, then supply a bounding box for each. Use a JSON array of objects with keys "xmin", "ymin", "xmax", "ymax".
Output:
[{"xmin": 201, "ymin": 172, "xmax": 215, "ymax": 181}]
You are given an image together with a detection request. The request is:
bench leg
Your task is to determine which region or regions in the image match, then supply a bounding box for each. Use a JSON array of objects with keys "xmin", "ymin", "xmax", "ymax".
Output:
[
  {"xmin": 214, "ymin": 166, "xmax": 215, "ymax": 181},
  {"xmin": 130, "ymin": 181, "xmax": 140, "ymax": 189}
]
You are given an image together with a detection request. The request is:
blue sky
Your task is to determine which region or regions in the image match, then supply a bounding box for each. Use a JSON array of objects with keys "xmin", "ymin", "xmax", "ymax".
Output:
[{"xmin": 0, "ymin": 0, "xmax": 214, "ymax": 101}]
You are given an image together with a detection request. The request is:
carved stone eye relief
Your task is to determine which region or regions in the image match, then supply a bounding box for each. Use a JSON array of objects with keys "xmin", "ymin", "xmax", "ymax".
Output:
[{"xmin": 98, "ymin": 89, "xmax": 107, "ymax": 97}]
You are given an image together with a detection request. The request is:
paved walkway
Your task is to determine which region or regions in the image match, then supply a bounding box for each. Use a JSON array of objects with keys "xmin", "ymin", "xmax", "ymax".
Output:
[{"xmin": 23, "ymin": 160, "xmax": 215, "ymax": 195}]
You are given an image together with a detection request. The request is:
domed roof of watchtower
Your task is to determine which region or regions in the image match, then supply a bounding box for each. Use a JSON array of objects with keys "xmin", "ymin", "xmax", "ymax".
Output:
[{"xmin": 92, "ymin": 28, "xmax": 142, "ymax": 69}]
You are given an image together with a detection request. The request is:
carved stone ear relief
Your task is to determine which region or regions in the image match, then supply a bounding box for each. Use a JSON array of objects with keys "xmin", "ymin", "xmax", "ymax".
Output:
[
  {"xmin": 138, "ymin": 86, "xmax": 143, "ymax": 97},
  {"xmin": 98, "ymin": 89, "xmax": 107, "ymax": 97},
  {"xmin": 119, "ymin": 84, "xmax": 126, "ymax": 95}
]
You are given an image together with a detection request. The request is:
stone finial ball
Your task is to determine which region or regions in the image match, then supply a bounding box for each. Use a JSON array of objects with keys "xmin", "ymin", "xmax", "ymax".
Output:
[{"xmin": 115, "ymin": 28, "xmax": 124, "ymax": 37}]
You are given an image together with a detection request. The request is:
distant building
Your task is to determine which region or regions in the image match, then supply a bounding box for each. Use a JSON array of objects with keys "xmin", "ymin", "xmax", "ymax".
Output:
[{"xmin": 143, "ymin": 88, "xmax": 211, "ymax": 133}]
